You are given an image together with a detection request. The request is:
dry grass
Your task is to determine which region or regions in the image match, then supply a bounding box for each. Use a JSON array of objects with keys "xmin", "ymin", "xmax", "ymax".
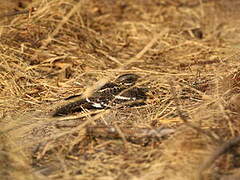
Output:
[{"xmin": 1, "ymin": 0, "xmax": 240, "ymax": 179}]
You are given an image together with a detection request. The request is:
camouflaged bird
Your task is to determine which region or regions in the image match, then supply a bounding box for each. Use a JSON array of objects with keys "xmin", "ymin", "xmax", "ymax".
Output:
[{"xmin": 53, "ymin": 74, "xmax": 148, "ymax": 117}]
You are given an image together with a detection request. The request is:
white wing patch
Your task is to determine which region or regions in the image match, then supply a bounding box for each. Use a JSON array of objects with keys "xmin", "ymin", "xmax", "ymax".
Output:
[
  {"xmin": 86, "ymin": 98, "xmax": 91, "ymax": 103},
  {"xmin": 115, "ymin": 95, "xmax": 135, "ymax": 100},
  {"xmin": 85, "ymin": 94, "xmax": 137, "ymax": 109},
  {"xmin": 86, "ymin": 97, "xmax": 110, "ymax": 109},
  {"xmin": 91, "ymin": 103, "xmax": 103, "ymax": 108}
]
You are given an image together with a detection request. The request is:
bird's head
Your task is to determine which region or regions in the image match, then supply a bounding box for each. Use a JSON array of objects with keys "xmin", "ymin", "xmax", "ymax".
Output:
[{"xmin": 115, "ymin": 74, "xmax": 140, "ymax": 86}]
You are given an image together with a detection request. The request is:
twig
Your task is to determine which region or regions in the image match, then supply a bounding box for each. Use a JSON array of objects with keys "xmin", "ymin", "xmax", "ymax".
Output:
[
  {"xmin": 179, "ymin": 59, "xmax": 220, "ymax": 68},
  {"xmin": 197, "ymin": 135, "xmax": 240, "ymax": 180},
  {"xmin": 119, "ymin": 29, "xmax": 169, "ymax": 70},
  {"xmin": 0, "ymin": 8, "xmax": 35, "ymax": 18},
  {"xmin": 86, "ymin": 125, "xmax": 175, "ymax": 144}
]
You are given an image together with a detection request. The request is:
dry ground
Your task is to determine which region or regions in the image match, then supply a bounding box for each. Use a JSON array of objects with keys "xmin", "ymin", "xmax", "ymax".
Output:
[{"xmin": 1, "ymin": 0, "xmax": 240, "ymax": 180}]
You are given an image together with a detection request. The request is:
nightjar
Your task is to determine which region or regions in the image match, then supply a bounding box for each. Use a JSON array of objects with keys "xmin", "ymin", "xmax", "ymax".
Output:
[{"xmin": 53, "ymin": 74, "xmax": 148, "ymax": 117}]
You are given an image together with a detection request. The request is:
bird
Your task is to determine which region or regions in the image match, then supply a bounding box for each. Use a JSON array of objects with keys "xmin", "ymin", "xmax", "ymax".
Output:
[{"xmin": 53, "ymin": 74, "xmax": 148, "ymax": 117}]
